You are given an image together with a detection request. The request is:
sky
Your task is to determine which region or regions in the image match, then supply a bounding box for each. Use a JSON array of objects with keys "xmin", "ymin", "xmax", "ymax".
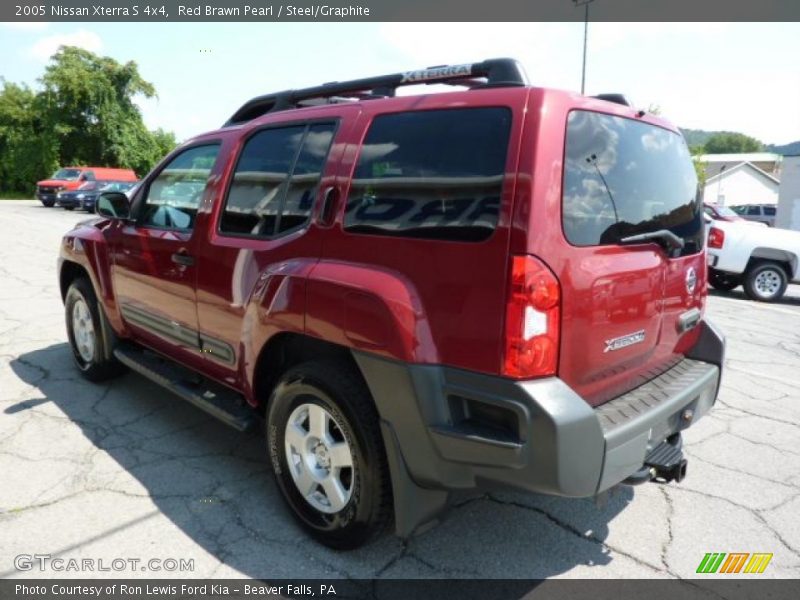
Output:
[{"xmin": 0, "ymin": 21, "xmax": 798, "ymax": 145}]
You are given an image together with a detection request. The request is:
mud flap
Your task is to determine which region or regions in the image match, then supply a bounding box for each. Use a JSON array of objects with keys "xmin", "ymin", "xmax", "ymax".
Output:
[{"xmin": 380, "ymin": 420, "xmax": 448, "ymax": 538}]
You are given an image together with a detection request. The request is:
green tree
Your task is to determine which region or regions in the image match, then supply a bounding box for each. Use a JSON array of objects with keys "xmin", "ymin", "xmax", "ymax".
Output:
[
  {"xmin": 702, "ymin": 132, "xmax": 763, "ymax": 154},
  {"xmin": 0, "ymin": 80, "xmax": 59, "ymax": 195},
  {"xmin": 0, "ymin": 46, "xmax": 177, "ymax": 195}
]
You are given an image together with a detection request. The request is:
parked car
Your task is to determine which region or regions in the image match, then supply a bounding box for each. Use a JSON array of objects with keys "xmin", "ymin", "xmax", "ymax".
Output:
[
  {"xmin": 707, "ymin": 218, "xmax": 799, "ymax": 301},
  {"xmin": 730, "ymin": 203, "xmax": 777, "ymax": 227},
  {"xmin": 58, "ymin": 59, "xmax": 724, "ymax": 549},
  {"xmin": 36, "ymin": 167, "xmax": 137, "ymax": 207},
  {"xmin": 57, "ymin": 181, "xmax": 139, "ymax": 212},
  {"xmin": 703, "ymin": 203, "xmax": 766, "ymax": 226}
]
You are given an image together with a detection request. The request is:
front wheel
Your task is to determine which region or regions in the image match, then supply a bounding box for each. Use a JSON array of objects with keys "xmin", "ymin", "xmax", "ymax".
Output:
[
  {"xmin": 743, "ymin": 262, "xmax": 788, "ymax": 302},
  {"xmin": 41, "ymin": 199, "xmax": 55, "ymax": 207},
  {"xmin": 708, "ymin": 269, "xmax": 740, "ymax": 292},
  {"xmin": 266, "ymin": 360, "xmax": 392, "ymax": 549},
  {"xmin": 65, "ymin": 278, "xmax": 125, "ymax": 381}
]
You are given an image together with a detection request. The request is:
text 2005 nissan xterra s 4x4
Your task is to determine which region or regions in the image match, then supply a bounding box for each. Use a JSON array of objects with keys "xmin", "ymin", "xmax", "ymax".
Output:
[{"xmin": 58, "ymin": 59, "xmax": 724, "ymax": 549}]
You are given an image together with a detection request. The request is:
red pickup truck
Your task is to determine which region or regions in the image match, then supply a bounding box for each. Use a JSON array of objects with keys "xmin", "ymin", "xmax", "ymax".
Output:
[{"xmin": 58, "ymin": 59, "xmax": 724, "ymax": 549}]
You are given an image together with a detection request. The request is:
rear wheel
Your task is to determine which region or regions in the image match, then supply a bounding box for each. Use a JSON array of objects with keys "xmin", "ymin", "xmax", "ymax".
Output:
[
  {"xmin": 41, "ymin": 199, "xmax": 55, "ymax": 207},
  {"xmin": 65, "ymin": 278, "xmax": 125, "ymax": 381},
  {"xmin": 708, "ymin": 269, "xmax": 740, "ymax": 292},
  {"xmin": 266, "ymin": 360, "xmax": 392, "ymax": 549},
  {"xmin": 743, "ymin": 262, "xmax": 788, "ymax": 302}
]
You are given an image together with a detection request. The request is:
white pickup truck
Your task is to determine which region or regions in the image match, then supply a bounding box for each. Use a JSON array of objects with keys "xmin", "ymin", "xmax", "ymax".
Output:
[{"xmin": 707, "ymin": 219, "xmax": 800, "ymax": 302}]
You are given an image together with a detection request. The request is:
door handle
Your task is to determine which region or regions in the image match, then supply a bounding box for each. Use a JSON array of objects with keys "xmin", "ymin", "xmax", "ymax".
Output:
[
  {"xmin": 319, "ymin": 186, "xmax": 339, "ymax": 227},
  {"xmin": 171, "ymin": 251, "xmax": 194, "ymax": 267}
]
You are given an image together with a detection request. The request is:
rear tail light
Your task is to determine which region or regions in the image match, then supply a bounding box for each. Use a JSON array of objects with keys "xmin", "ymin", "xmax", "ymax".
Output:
[
  {"xmin": 708, "ymin": 227, "xmax": 725, "ymax": 249},
  {"xmin": 503, "ymin": 255, "xmax": 560, "ymax": 379}
]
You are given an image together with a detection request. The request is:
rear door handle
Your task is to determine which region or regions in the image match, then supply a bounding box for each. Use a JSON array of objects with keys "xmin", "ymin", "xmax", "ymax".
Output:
[
  {"xmin": 171, "ymin": 251, "xmax": 194, "ymax": 267},
  {"xmin": 319, "ymin": 186, "xmax": 339, "ymax": 227}
]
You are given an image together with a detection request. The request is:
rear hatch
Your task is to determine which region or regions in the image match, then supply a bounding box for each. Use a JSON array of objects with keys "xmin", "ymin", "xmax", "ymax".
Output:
[{"xmin": 552, "ymin": 108, "xmax": 705, "ymax": 406}]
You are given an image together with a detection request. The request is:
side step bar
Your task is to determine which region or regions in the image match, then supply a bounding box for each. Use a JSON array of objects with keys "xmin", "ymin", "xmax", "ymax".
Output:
[{"xmin": 113, "ymin": 345, "xmax": 258, "ymax": 432}]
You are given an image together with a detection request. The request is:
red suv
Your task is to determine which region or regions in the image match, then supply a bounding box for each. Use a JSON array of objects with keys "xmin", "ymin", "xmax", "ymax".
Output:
[{"xmin": 58, "ymin": 59, "xmax": 724, "ymax": 549}]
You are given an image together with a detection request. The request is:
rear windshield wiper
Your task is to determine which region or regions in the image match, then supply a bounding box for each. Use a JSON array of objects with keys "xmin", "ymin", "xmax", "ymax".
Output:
[{"xmin": 619, "ymin": 229, "xmax": 685, "ymax": 257}]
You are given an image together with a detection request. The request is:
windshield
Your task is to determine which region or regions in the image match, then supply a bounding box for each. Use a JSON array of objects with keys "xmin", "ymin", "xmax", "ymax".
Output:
[
  {"xmin": 51, "ymin": 169, "xmax": 82, "ymax": 181},
  {"xmin": 715, "ymin": 205, "xmax": 738, "ymax": 217},
  {"xmin": 100, "ymin": 182, "xmax": 136, "ymax": 192},
  {"xmin": 562, "ymin": 110, "xmax": 702, "ymax": 255}
]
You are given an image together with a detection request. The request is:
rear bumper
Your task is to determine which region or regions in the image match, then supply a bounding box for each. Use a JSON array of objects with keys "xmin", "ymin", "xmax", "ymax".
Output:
[{"xmin": 355, "ymin": 318, "xmax": 724, "ymax": 535}]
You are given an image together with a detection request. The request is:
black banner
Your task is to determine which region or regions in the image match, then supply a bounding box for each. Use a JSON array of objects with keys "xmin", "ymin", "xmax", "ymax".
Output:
[
  {"xmin": 3, "ymin": 580, "xmax": 800, "ymax": 600},
  {"xmin": 3, "ymin": 0, "xmax": 800, "ymax": 22}
]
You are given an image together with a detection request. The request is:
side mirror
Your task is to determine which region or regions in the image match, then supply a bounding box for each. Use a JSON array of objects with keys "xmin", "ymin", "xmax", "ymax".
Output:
[{"xmin": 96, "ymin": 192, "xmax": 131, "ymax": 219}]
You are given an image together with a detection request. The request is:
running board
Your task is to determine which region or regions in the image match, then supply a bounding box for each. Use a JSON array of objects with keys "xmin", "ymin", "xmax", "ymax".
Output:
[{"xmin": 113, "ymin": 345, "xmax": 257, "ymax": 432}]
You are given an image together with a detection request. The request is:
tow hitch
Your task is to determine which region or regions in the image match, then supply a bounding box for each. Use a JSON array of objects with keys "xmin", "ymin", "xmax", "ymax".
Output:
[{"xmin": 623, "ymin": 435, "xmax": 687, "ymax": 486}]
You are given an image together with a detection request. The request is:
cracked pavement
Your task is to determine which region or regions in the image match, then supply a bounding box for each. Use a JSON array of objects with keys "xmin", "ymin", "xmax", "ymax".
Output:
[{"xmin": 1, "ymin": 200, "xmax": 799, "ymax": 580}]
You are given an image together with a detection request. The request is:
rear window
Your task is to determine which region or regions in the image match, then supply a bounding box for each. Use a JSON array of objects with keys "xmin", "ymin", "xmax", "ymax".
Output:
[
  {"xmin": 562, "ymin": 110, "xmax": 702, "ymax": 254},
  {"xmin": 344, "ymin": 107, "xmax": 512, "ymax": 242}
]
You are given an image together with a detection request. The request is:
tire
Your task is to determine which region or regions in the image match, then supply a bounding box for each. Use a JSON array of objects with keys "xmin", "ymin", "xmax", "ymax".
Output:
[
  {"xmin": 64, "ymin": 206, "xmax": 74, "ymax": 211},
  {"xmin": 708, "ymin": 269, "xmax": 740, "ymax": 292},
  {"xmin": 41, "ymin": 200, "xmax": 55, "ymax": 207},
  {"xmin": 267, "ymin": 360, "xmax": 392, "ymax": 549},
  {"xmin": 743, "ymin": 262, "xmax": 788, "ymax": 302},
  {"xmin": 65, "ymin": 278, "xmax": 125, "ymax": 382}
]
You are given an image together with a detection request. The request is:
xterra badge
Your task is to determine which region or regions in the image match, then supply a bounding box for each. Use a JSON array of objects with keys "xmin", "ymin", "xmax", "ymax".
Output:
[{"xmin": 604, "ymin": 330, "xmax": 646, "ymax": 353}]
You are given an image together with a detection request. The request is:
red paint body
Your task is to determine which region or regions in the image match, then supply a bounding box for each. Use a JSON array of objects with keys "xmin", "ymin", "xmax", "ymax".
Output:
[{"xmin": 60, "ymin": 85, "xmax": 707, "ymax": 409}]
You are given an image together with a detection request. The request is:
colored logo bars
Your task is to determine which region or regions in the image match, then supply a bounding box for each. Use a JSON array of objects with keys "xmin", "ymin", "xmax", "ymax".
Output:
[{"xmin": 696, "ymin": 552, "xmax": 773, "ymax": 574}]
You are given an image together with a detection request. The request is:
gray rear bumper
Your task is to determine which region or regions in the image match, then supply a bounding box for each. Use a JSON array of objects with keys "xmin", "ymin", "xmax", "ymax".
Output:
[{"xmin": 354, "ymin": 319, "xmax": 724, "ymax": 536}]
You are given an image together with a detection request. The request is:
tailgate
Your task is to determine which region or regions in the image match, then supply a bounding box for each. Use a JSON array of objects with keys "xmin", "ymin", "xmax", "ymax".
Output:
[{"xmin": 552, "ymin": 108, "xmax": 706, "ymax": 406}]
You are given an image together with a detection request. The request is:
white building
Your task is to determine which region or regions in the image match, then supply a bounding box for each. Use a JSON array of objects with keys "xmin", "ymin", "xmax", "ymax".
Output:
[{"xmin": 698, "ymin": 153, "xmax": 781, "ymax": 207}]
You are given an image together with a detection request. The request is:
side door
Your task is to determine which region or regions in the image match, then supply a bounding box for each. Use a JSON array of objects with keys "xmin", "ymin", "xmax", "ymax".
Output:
[
  {"xmin": 195, "ymin": 111, "xmax": 353, "ymax": 388},
  {"xmin": 110, "ymin": 143, "xmax": 222, "ymax": 371}
]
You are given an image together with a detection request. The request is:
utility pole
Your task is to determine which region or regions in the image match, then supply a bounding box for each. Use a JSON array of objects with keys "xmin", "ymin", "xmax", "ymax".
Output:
[{"xmin": 573, "ymin": 0, "xmax": 595, "ymax": 95}]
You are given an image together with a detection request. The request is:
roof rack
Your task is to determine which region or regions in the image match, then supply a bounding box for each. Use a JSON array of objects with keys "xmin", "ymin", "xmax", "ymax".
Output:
[{"xmin": 224, "ymin": 58, "xmax": 528, "ymax": 126}]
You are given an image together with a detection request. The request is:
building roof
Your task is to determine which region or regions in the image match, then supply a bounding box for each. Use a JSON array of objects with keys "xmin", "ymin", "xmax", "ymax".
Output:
[
  {"xmin": 704, "ymin": 161, "xmax": 780, "ymax": 186},
  {"xmin": 697, "ymin": 153, "xmax": 781, "ymax": 163}
]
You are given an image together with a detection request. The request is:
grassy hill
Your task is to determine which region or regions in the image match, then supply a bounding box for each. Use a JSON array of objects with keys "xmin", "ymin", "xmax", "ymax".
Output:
[{"xmin": 681, "ymin": 128, "xmax": 800, "ymax": 155}]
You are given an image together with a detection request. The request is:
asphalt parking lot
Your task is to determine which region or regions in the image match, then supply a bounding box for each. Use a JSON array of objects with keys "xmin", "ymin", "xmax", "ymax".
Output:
[{"xmin": 1, "ymin": 199, "xmax": 799, "ymax": 580}]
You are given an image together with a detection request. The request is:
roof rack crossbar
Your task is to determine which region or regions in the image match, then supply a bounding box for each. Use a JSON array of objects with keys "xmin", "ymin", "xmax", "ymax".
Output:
[{"xmin": 224, "ymin": 58, "xmax": 528, "ymax": 126}]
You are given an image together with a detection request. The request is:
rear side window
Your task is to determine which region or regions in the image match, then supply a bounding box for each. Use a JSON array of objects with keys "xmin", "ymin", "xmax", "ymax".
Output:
[
  {"xmin": 220, "ymin": 122, "xmax": 336, "ymax": 238},
  {"xmin": 344, "ymin": 107, "xmax": 512, "ymax": 242},
  {"xmin": 764, "ymin": 206, "xmax": 776, "ymax": 216},
  {"xmin": 747, "ymin": 206, "xmax": 760, "ymax": 215},
  {"xmin": 562, "ymin": 110, "xmax": 702, "ymax": 254}
]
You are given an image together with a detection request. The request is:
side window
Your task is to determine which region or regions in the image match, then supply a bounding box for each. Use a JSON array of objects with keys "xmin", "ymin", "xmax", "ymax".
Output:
[
  {"xmin": 140, "ymin": 144, "xmax": 221, "ymax": 231},
  {"xmin": 747, "ymin": 206, "xmax": 760, "ymax": 215},
  {"xmin": 344, "ymin": 107, "xmax": 512, "ymax": 242},
  {"xmin": 83, "ymin": 171, "xmax": 96, "ymax": 182},
  {"xmin": 764, "ymin": 206, "xmax": 776, "ymax": 216},
  {"xmin": 220, "ymin": 122, "xmax": 336, "ymax": 238}
]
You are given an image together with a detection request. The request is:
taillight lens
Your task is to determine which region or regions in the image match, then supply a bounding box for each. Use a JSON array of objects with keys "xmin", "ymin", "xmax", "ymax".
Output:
[
  {"xmin": 708, "ymin": 227, "xmax": 725, "ymax": 249},
  {"xmin": 503, "ymin": 255, "xmax": 560, "ymax": 379}
]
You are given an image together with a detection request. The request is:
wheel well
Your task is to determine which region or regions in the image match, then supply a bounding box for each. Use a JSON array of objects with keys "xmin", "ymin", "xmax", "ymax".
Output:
[
  {"xmin": 59, "ymin": 261, "xmax": 90, "ymax": 301},
  {"xmin": 252, "ymin": 333, "xmax": 362, "ymax": 412},
  {"xmin": 746, "ymin": 251, "xmax": 794, "ymax": 280}
]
